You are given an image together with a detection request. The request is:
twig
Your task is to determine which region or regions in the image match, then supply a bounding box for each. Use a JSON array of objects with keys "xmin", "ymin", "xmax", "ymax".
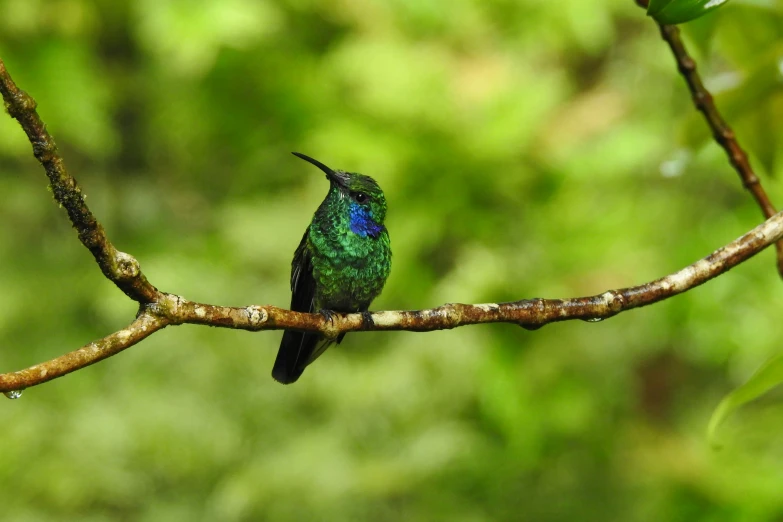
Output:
[
  {"xmin": 635, "ymin": 0, "xmax": 783, "ymax": 277},
  {"xmin": 0, "ymin": 314, "xmax": 168, "ymax": 392},
  {"xmin": 0, "ymin": 52, "xmax": 780, "ymax": 392}
]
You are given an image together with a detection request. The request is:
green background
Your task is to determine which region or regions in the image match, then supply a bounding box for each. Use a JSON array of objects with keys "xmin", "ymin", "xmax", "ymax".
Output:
[{"xmin": 1, "ymin": 0, "xmax": 783, "ymax": 520}]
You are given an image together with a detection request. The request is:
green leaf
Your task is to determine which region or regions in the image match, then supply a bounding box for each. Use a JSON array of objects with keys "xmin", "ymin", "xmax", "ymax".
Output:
[
  {"xmin": 708, "ymin": 353, "xmax": 783, "ymax": 448},
  {"xmin": 651, "ymin": 0, "xmax": 732, "ymax": 24},
  {"xmin": 647, "ymin": 0, "xmax": 676, "ymax": 16}
]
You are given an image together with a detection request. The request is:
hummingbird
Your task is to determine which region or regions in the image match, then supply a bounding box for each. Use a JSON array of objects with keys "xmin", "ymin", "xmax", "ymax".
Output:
[{"xmin": 272, "ymin": 152, "xmax": 392, "ymax": 384}]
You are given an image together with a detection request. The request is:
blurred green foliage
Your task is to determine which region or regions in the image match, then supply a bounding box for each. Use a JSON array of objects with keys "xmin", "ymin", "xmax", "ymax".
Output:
[
  {"xmin": 1, "ymin": 0, "xmax": 783, "ymax": 520},
  {"xmin": 709, "ymin": 353, "xmax": 783, "ymax": 447}
]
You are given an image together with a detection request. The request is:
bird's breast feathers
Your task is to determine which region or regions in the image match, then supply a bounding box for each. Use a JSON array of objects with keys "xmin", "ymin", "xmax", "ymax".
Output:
[{"xmin": 307, "ymin": 227, "xmax": 391, "ymax": 310}]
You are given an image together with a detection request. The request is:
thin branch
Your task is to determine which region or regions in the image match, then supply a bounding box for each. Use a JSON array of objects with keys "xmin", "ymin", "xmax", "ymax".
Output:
[
  {"xmin": 0, "ymin": 44, "xmax": 780, "ymax": 392},
  {"xmin": 635, "ymin": 0, "xmax": 783, "ymax": 277},
  {"xmin": 0, "ymin": 313, "xmax": 168, "ymax": 392},
  {"xmin": 0, "ymin": 59, "xmax": 161, "ymax": 303}
]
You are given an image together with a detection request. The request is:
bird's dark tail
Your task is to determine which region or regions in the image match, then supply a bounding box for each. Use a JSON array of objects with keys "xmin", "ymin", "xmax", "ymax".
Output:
[
  {"xmin": 272, "ymin": 330, "xmax": 316, "ymax": 384},
  {"xmin": 272, "ymin": 330, "xmax": 343, "ymax": 384}
]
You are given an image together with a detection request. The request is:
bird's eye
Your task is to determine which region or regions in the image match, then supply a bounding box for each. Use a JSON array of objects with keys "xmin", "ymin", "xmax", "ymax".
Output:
[{"xmin": 354, "ymin": 192, "xmax": 368, "ymax": 203}]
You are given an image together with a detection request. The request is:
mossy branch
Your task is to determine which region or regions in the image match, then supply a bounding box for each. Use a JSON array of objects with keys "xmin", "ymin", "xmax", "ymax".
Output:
[{"xmin": 0, "ymin": 60, "xmax": 160, "ymax": 303}]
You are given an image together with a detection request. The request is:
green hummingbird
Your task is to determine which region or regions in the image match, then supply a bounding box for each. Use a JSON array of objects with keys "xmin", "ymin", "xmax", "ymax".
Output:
[{"xmin": 272, "ymin": 152, "xmax": 392, "ymax": 384}]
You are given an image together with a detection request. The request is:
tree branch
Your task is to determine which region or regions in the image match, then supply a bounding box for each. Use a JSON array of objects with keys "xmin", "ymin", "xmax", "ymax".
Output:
[
  {"xmin": 0, "ymin": 59, "xmax": 161, "ymax": 303},
  {"xmin": 634, "ymin": 0, "xmax": 783, "ymax": 277},
  {"xmin": 0, "ymin": 314, "xmax": 168, "ymax": 393},
  {"xmin": 3, "ymin": 207, "xmax": 783, "ymax": 393},
  {"xmin": 0, "ymin": 39, "xmax": 780, "ymax": 393}
]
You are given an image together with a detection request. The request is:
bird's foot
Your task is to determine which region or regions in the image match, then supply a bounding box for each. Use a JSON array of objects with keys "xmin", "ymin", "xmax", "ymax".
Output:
[
  {"xmin": 318, "ymin": 309, "xmax": 337, "ymax": 325},
  {"xmin": 361, "ymin": 311, "xmax": 375, "ymax": 329}
]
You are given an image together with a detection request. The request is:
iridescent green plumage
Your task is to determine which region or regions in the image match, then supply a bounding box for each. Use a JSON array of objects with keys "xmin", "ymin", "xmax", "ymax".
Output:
[{"xmin": 272, "ymin": 153, "xmax": 392, "ymax": 384}]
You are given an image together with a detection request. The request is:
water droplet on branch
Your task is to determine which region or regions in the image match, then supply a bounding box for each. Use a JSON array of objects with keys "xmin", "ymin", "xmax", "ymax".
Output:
[
  {"xmin": 3, "ymin": 390, "xmax": 23, "ymax": 400},
  {"xmin": 519, "ymin": 323, "xmax": 544, "ymax": 331}
]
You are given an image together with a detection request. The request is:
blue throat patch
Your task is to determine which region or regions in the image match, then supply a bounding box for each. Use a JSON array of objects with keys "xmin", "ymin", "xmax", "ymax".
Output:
[{"xmin": 349, "ymin": 203, "xmax": 384, "ymax": 238}]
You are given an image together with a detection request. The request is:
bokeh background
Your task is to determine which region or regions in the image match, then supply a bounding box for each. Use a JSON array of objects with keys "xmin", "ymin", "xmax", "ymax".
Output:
[{"xmin": 1, "ymin": 0, "xmax": 783, "ymax": 520}]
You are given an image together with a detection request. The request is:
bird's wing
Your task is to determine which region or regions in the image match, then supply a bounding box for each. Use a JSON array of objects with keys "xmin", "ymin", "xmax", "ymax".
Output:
[
  {"xmin": 292, "ymin": 230, "xmax": 339, "ymax": 367},
  {"xmin": 272, "ymin": 231, "xmax": 321, "ymax": 384},
  {"xmin": 290, "ymin": 230, "xmax": 316, "ymax": 313}
]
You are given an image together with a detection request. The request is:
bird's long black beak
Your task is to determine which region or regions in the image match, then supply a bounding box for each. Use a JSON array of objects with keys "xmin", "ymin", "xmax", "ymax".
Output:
[{"xmin": 292, "ymin": 152, "xmax": 347, "ymax": 186}]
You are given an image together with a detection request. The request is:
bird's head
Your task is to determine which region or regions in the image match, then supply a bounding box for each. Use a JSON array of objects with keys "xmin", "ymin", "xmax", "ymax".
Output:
[{"xmin": 293, "ymin": 152, "xmax": 387, "ymax": 237}]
